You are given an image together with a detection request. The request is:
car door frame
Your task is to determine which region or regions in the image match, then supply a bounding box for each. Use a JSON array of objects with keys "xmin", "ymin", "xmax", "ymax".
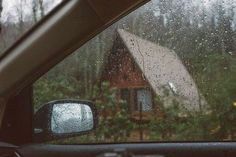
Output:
[{"xmin": 0, "ymin": 0, "xmax": 150, "ymax": 145}]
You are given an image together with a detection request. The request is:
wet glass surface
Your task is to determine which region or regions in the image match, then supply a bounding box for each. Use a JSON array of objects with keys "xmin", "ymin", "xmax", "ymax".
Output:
[
  {"xmin": 0, "ymin": 0, "xmax": 62, "ymax": 55},
  {"xmin": 33, "ymin": 0, "xmax": 236, "ymax": 143},
  {"xmin": 51, "ymin": 103, "xmax": 93, "ymax": 134}
]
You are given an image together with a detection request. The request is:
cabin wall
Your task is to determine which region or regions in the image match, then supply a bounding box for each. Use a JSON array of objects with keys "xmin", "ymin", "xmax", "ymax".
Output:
[
  {"xmin": 101, "ymin": 45, "xmax": 159, "ymax": 115},
  {"xmin": 102, "ymin": 48, "xmax": 148, "ymax": 88}
]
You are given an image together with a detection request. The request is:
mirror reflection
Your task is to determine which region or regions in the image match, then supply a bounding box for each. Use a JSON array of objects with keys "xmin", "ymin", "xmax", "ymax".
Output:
[{"xmin": 51, "ymin": 103, "xmax": 94, "ymax": 134}]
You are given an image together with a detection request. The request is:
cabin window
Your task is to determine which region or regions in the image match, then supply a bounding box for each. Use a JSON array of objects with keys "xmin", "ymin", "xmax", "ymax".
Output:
[
  {"xmin": 120, "ymin": 89, "xmax": 130, "ymax": 106},
  {"xmin": 120, "ymin": 88, "xmax": 153, "ymax": 112},
  {"xmin": 136, "ymin": 89, "xmax": 153, "ymax": 111}
]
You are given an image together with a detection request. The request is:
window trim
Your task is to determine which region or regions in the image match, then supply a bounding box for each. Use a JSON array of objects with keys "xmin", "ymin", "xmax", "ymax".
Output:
[{"xmin": 120, "ymin": 87, "xmax": 154, "ymax": 113}]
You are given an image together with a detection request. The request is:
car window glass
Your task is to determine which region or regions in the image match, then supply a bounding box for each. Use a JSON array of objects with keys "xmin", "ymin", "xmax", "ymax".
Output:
[
  {"xmin": 0, "ymin": 0, "xmax": 62, "ymax": 56},
  {"xmin": 34, "ymin": 0, "xmax": 236, "ymax": 143}
]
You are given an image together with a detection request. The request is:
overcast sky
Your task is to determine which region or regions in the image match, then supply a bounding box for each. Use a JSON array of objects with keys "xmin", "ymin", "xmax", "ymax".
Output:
[
  {"xmin": 2, "ymin": 0, "xmax": 235, "ymax": 23},
  {"xmin": 2, "ymin": 0, "xmax": 61, "ymax": 22}
]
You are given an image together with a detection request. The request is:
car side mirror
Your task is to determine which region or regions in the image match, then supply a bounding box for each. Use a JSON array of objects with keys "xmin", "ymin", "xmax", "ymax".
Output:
[{"xmin": 33, "ymin": 99, "xmax": 98, "ymax": 142}]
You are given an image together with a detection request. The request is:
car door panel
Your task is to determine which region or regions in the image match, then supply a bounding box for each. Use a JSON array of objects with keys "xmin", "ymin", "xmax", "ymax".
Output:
[{"xmin": 17, "ymin": 142, "xmax": 236, "ymax": 157}]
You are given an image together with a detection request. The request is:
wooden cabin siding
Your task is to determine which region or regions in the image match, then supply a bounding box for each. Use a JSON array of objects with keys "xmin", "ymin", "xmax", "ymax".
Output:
[
  {"xmin": 102, "ymin": 49, "xmax": 148, "ymax": 88},
  {"xmin": 101, "ymin": 38, "xmax": 158, "ymax": 121}
]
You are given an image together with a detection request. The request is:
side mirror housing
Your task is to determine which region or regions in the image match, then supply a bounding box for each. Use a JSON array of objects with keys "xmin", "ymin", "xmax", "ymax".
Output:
[{"xmin": 33, "ymin": 99, "xmax": 98, "ymax": 142}]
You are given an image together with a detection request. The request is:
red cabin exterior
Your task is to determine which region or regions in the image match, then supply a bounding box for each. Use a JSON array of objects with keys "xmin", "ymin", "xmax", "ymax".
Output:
[{"xmin": 101, "ymin": 31, "xmax": 156, "ymax": 122}]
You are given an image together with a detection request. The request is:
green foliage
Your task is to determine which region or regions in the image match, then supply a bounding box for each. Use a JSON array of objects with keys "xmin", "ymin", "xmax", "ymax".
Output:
[
  {"xmin": 92, "ymin": 82, "xmax": 135, "ymax": 142},
  {"xmin": 188, "ymin": 53, "xmax": 236, "ymax": 140},
  {"xmin": 149, "ymin": 96, "xmax": 212, "ymax": 141},
  {"xmin": 33, "ymin": 75, "xmax": 80, "ymax": 110}
]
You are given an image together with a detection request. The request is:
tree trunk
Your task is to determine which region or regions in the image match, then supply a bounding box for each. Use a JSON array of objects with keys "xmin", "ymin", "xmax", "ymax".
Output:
[
  {"xmin": 39, "ymin": 0, "xmax": 45, "ymax": 18},
  {"xmin": 0, "ymin": 0, "xmax": 3, "ymax": 33},
  {"xmin": 32, "ymin": 1, "xmax": 38, "ymax": 23},
  {"xmin": 18, "ymin": 1, "xmax": 24, "ymax": 33}
]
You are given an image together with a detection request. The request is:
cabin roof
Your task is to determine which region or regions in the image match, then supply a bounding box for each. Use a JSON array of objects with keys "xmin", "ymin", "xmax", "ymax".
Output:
[{"xmin": 117, "ymin": 29, "xmax": 205, "ymax": 111}]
